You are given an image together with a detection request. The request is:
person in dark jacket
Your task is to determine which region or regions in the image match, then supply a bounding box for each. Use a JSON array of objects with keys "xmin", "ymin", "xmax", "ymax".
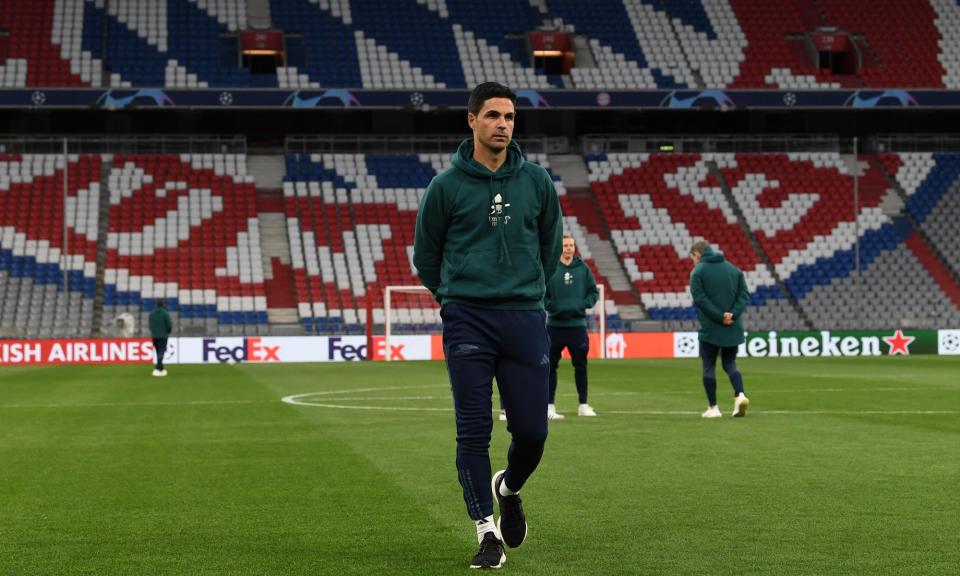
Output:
[
  {"xmin": 413, "ymin": 82, "xmax": 563, "ymax": 569},
  {"xmin": 690, "ymin": 241, "xmax": 750, "ymax": 418},
  {"xmin": 544, "ymin": 234, "xmax": 599, "ymax": 420},
  {"xmin": 148, "ymin": 299, "xmax": 173, "ymax": 377}
]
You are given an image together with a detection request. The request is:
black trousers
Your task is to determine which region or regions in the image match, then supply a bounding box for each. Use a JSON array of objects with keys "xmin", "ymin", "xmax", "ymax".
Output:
[
  {"xmin": 442, "ymin": 302, "xmax": 550, "ymax": 521},
  {"xmin": 699, "ymin": 341, "xmax": 744, "ymax": 406},
  {"xmin": 547, "ymin": 325, "xmax": 589, "ymax": 404},
  {"xmin": 152, "ymin": 337, "xmax": 168, "ymax": 370}
]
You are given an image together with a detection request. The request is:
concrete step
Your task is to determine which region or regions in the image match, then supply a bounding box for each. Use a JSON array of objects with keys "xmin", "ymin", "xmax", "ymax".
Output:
[
  {"xmin": 548, "ymin": 154, "xmax": 590, "ymax": 188},
  {"xmin": 270, "ymin": 323, "xmax": 306, "ymax": 336},
  {"xmin": 248, "ymin": 155, "xmax": 285, "ymax": 189},
  {"xmin": 617, "ymin": 305, "xmax": 647, "ymax": 321},
  {"xmin": 246, "ymin": 0, "xmax": 272, "ymax": 29},
  {"xmin": 268, "ymin": 308, "xmax": 300, "ymax": 323},
  {"xmin": 880, "ymin": 188, "xmax": 905, "ymax": 216},
  {"xmin": 585, "ymin": 233, "xmax": 633, "ymax": 292}
]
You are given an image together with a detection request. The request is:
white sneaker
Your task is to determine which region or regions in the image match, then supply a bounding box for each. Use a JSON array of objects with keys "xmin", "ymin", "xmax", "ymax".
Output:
[
  {"xmin": 159, "ymin": 370, "xmax": 168, "ymax": 377},
  {"xmin": 499, "ymin": 410, "xmax": 507, "ymax": 422},
  {"xmin": 578, "ymin": 404, "xmax": 597, "ymax": 417},
  {"xmin": 152, "ymin": 369, "xmax": 161, "ymax": 377},
  {"xmin": 547, "ymin": 403, "xmax": 565, "ymax": 420},
  {"xmin": 702, "ymin": 406, "xmax": 722, "ymax": 418},
  {"xmin": 732, "ymin": 393, "xmax": 749, "ymax": 417}
]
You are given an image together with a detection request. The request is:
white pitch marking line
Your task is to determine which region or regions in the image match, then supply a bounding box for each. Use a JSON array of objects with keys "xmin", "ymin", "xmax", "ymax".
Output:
[
  {"xmin": 281, "ymin": 389, "xmax": 639, "ymax": 411},
  {"xmin": 298, "ymin": 385, "xmax": 440, "ymax": 396},
  {"xmin": 303, "ymin": 391, "xmax": 640, "ymax": 402},
  {"xmin": 283, "ymin": 391, "xmax": 958, "ymax": 416},
  {"xmin": 0, "ymin": 400, "xmax": 257, "ymax": 409},
  {"xmin": 285, "ymin": 402, "xmax": 453, "ymax": 412}
]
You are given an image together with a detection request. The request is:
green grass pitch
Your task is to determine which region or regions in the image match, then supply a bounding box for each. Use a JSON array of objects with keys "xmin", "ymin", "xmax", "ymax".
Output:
[{"xmin": 1, "ymin": 357, "xmax": 958, "ymax": 575}]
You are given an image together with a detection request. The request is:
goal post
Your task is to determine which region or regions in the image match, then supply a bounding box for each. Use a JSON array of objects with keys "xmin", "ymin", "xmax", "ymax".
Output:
[
  {"xmin": 595, "ymin": 283, "xmax": 606, "ymax": 359},
  {"xmin": 384, "ymin": 285, "xmax": 439, "ymax": 362},
  {"xmin": 383, "ymin": 284, "xmax": 606, "ymax": 361}
]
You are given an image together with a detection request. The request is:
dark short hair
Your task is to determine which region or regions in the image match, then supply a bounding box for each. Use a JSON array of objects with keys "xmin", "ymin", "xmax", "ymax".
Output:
[
  {"xmin": 156, "ymin": 299, "xmax": 166, "ymax": 308},
  {"xmin": 690, "ymin": 240, "xmax": 711, "ymax": 256},
  {"xmin": 468, "ymin": 82, "xmax": 516, "ymax": 116}
]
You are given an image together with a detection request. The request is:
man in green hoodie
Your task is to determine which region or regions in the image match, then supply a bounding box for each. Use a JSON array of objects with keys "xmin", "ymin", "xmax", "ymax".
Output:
[
  {"xmin": 413, "ymin": 82, "xmax": 563, "ymax": 569},
  {"xmin": 544, "ymin": 234, "xmax": 599, "ymax": 420},
  {"xmin": 689, "ymin": 241, "xmax": 750, "ymax": 418},
  {"xmin": 149, "ymin": 299, "xmax": 173, "ymax": 377}
]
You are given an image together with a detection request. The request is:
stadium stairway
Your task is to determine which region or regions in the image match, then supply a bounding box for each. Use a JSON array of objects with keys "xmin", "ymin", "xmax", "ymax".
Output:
[
  {"xmin": 548, "ymin": 154, "xmax": 648, "ymax": 323},
  {"xmin": 874, "ymin": 156, "xmax": 960, "ymax": 308},
  {"xmin": 905, "ymin": 232, "xmax": 960, "ymax": 308},
  {"xmin": 247, "ymin": 0, "xmax": 272, "ymax": 29},
  {"xmin": 90, "ymin": 155, "xmax": 114, "ymax": 335},
  {"xmin": 247, "ymin": 154, "xmax": 302, "ymax": 332},
  {"xmin": 255, "ymin": 187, "xmax": 303, "ymax": 334},
  {"xmin": 566, "ymin": 188, "xmax": 648, "ymax": 323}
]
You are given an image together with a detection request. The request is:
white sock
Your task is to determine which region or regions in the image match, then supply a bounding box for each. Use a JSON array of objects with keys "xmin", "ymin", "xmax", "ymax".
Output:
[
  {"xmin": 499, "ymin": 480, "xmax": 518, "ymax": 497},
  {"xmin": 476, "ymin": 516, "xmax": 499, "ymax": 543}
]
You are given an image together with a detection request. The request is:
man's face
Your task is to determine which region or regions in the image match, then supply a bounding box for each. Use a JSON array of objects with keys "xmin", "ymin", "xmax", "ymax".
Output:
[
  {"xmin": 690, "ymin": 251, "xmax": 701, "ymax": 265},
  {"xmin": 562, "ymin": 237, "xmax": 576, "ymax": 258},
  {"xmin": 468, "ymin": 97, "xmax": 515, "ymax": 155}
]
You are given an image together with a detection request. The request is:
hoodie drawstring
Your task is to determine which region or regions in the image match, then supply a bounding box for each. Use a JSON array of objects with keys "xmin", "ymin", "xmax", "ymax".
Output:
[{"xmin": 493, "ymin": 177, "xmax": 513, "ymax": 266}]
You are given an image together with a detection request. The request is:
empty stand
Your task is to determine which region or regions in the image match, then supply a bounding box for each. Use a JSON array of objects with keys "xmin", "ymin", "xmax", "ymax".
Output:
[
  {"xmin": 102, "ymin": 153, "xmax": 267, "ymax": 335},
  {"xmin": 881, "ymin": 152, "xmax": 960, "ymax": 295},
  {"xmin": 270, "ymin": 0, "xmax": 362, "ymax": 88},
  {"xmin": 583, "ymin": 149, "xmax": 960, "ymax": 331},
  {"xmin": 284, "ymin": 152, "xmax": 434, "ymax": 334},
  {"xmin": 0, "ymin": 154, "xmax": 100, "ymax": 337},
  {"xmin": 586, "ymin": 152, "xmax": 797, "ymax": 330},
  {"xmin": 2, "ymin": 144, "xmax": 958, "ymax": 338},
  {"xmin": 99, "ymin": 0, "xmax": 251, "ymax": 88},
  {"xmin": 670, "ymin": 0, "xmax": 748, "ymax": 88},
  {"xmin": 818, "ymin": 0, "xmax": 945, "ymax": 88},
  {"xmin": 448, "ymin": 1, "xmax": 556, "ymax": 89},
  {"xmin": 799, "ymin": 239, "xmax": 960, "ymax": 329},
  {"xmin": 5, "ymin": 0, "xmax": 960, "ymax": 90},
  {"xmin": 0, "ymin": 0, "xmax": 95, "ymax": 87},
  {"xmin": 726, "ymin": 0, "xmax": 840, "ymax": 88},
  {"xmin": 551, "ymin": 0, "xmax": 689, "ymax": 89}
]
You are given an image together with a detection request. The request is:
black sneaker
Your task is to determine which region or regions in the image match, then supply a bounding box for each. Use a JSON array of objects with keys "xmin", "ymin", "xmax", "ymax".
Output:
[
  {"xmin": 470, "ymin": 532, "xmax": 505, "ymax": 569},
  {"xmin": 491, "ymin": 469, "xmax": 527, "ymax": 548}
]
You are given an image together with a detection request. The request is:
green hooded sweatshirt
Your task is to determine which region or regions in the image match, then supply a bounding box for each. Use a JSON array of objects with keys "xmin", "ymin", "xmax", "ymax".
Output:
[
  {"xmin": 413, "ymin": 139, "xmax": 563, "ymax": 309},
  {"xmin": 149, "ymin": 305, "xmax": 173, "ymax": 338},
  {"xmin": 545, "ymin": 256, "xmax": 599, "ymax": 327},
  {"xmin": 690, "ymin": 247, "xmax": 749, "ymax": 347}
]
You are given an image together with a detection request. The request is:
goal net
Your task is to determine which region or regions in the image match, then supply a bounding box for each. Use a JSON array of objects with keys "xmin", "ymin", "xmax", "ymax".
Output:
[{"xmin": 383, "ymin": 284, "xmax": 606, "ymax": 360}]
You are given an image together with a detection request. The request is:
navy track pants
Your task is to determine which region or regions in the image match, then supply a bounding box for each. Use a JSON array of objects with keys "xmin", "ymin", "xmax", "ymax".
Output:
[
  {"xmin": 441, "ymin": 302, "xmax": 550, "ymax": 521},
  {"xmin": 547, "ymin": 325, "xmax": 590, "ymax": 405}
]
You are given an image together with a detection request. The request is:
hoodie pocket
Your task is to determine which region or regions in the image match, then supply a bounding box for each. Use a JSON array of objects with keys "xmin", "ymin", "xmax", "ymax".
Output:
[{"xmin": 447, "ymin": 248, "xmax": 543, "ymax": 301}]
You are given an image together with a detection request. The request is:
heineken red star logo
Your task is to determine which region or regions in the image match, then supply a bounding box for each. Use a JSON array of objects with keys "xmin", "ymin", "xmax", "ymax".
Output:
[{"xmin": 883, "ymin": 329, "xmax": 916, "ymax": 356}]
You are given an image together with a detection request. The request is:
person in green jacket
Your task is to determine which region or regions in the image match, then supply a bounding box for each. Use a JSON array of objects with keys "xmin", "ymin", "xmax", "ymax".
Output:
[
  {"xmin": 690, "ymin": 241, "xmax": 750, "ymax": 418},
  {"xmin": 413, "ymin": 82, "xmax": 563, "ymax": 569},
  {"xmin": 544, "ymin": 234, "xmax": 599, "ymax": 420},
  {"xmin": 148, "ymin": 299, "xmax": 173, "ymax": 377}
]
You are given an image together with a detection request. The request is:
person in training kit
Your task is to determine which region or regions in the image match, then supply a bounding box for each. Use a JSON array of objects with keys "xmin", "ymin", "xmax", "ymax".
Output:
[
  {"xmin": 689, "ymin": 241, "xmax": 750, "ymax": 418},
  {"xmin": 149, "ymin": 299, "xmax": 173, "ymax": 377},
  {"xmin": 413, "ymin": 81, "xmax": 563, "ymax": 569},
  {"xmin": 544, "ymin": 234, "xmax": 599, "ymax": 420}
]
